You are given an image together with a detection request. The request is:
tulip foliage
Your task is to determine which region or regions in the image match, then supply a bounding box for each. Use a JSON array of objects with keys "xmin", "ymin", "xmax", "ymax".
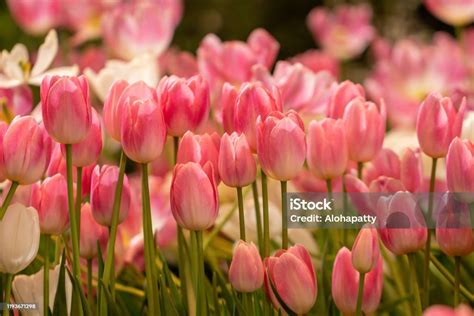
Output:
[{"xmin": 0, "ymin": 1, "xmax": 473, "ymax": 316}]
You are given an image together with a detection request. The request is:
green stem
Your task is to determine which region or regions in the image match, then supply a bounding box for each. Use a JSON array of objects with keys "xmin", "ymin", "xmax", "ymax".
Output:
[
  {"xmin": 237, "ymin": 187, "xmax": 246, "ymax": 241},
  {"xmin": 196, "ymin": 231, "xmax": 206, "ymax": 315},
  {"xmin": 357, "ymin": 162, "xmax": 363, "ymax": 180},
  {"xmin": 0, "ymin": 181, "xmax": 18, "ymax": 220},
  {"xmin": 423, "ymin": 157, "xmax": 437, "ymax": 307},
  {"xmin": 326, "ymin": 179, "xmax": 339, "ymax": 249},
  {"xmin": 408, "ymin": 254, "xmax": 422, "ymax": 316},
  {"xmin": 87, "ymin": 259, "xmax": 93, "ymax": 311},
  {"xmin": 65, "ymin": 144, "xmax": 83, "ymax": 315},
  {"xmin": 281, "ymin": 181, "xmax": 288, "ymax": 249},
  {"xmin": 43, "ymin": 235, "xmax": 51, "ymax": 316},
  {"xmin": 141, "ymin": 163, "xmax": 157, "ymax": 316},
  {"xmin": 261, "ymin": 171, "xmax": 270, "ymax": 257},
  {"xmin": 251, "ymin": 181, "xmax": 263, "ymax": 255},
  {"xmin": 75, "ymin": 167, "xmax": 83, "ymax": 234},
  {"xmin": 454, "ymin": 256, "xmax": 461, "ymax": 306},
  {"xmin": 355, "ymin": 272, "xmax": 365, "ymax": 316},
  {"xmin": 3, "ymin": 274, "xmax": 12, "ymax": 316},
  {"xmin": 430, "ymin": 254, "xmax": 473, "ymax": 301}
]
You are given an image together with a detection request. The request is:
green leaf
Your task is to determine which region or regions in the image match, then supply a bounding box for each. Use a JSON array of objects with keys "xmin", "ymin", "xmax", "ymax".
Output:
[
  {"xmin": 159, "ymin": 273, "xmax": 179, "ymax": 316},
  {"xmin": 52, "ymin": 251, "xmax": 68, "ymax": 316},
  {"xmin": 66, "ymin": 268, "xmax": 93, "ymax": 316},
  {"xmin": 100, "ymin": 279, "xmax": 127, "ymax": 316},
  {"xmin": 156, "ymin": 249, "xmax": 184, "ymax": 315}
]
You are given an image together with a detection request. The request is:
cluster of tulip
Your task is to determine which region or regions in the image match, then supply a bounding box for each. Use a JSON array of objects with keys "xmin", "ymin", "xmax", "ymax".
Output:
[{"xmin": 0, "ymin": 0, "xmax": 473, "ymax": 315}]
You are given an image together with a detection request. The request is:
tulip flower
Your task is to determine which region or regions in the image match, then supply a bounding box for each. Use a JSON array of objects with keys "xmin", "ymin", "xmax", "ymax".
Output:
[
  {"xmin": 307, "ymin": 4, "xmax": 375, "ymax": 60},
  {"xmin": 416, "ymin": 93, "xmax": 465, "ymax": 159},
  {"xmin": 102, "ymin": 80, "xmax": 129, "ymax": 141},
  {"xmin": 90, "ymin": 164, "xmax": 131, "ymax": 227},
  {"xmin": 3, "ymin": 116, "xmax": 51, "ymax": 185},
  {"xmin": 157, "ymin": 75, "xmax": 210, "ymax": 137},
  {"xmin": 424, "ymin": 0, "xmax": 474, "ymax": 26},
  {"xmin": 13, "ymin": 265, "xmax": 73, "ymax": 316},
  {"xmin": 30, "ymin": 174, "xmax": 69, "ymax": 235},
  {"xmin": 41, "ymin": 75, "xmax": 92, "ymax": 144},
  {"xmin": 223, "ymin": 81, "xmax": 282, "ymax": 151},
  {"xmin": 79, "ymin": 203, "xmax": 107, "ymax": 259},
  {"xmin": 264, "ymin": 244, "xmax": 317, "ymax": 314},
  {"xmin": 170, "ymin": 162, "xmax": 218, "ymax": 231},
  {"xmin": 377, "ymin": 192, "xmax": 428, "ymax": 255},
  {"xmin": 0, "ymin": 203, "xmax": 40, "ymax": 274},
  {"xmin": 121, "ymin": 98, "xmax": 167, "ymax": 164},
  {"xmin": 363, "ymin": 148, "xmax": 401, "ymax": 185},
  {"xmin": 307, "ymin": 118, "xmax": 348, "ymax": 180},
  {"xmin": 256, "ymin": 110, "xmax": 306, "ymax": 181},
  {"xmin": 6, "ymin": 0, "xmax": 60, "ymax": 35},
  {"xmin": 177, "ymin": 131, "xmax": 220, "ymax": 183},
  {"xmin": 446, "ymin": 138, "xmax": 474, "ymax": 202},
  {"xmin": 332, "ymin": 247, "xmax": 383, "ymax": 315},
  {"xmin": 343, "ymin": 97, "xmax": 386, "ymax": 163},
  {"xmin": 218, "ymin": 132, "xmax": 256, "ymax": 188},
  {"xmin": 327, "ymin": 80, "xmax": 366, "ymax": 119},
  {"xmin": 0, "ymin": 85, "xmax": 33, "ymax": 120},
  {"xmin": 352, "ymin": 225, "xmax": 380, "ymax": 274},
  {"xmin": 400, "ymin": 148, "xmax": 423, "ymax": 193},
  {"xmin": 61, "ymin": 108, "xmax": 102, "ymax": 167},
  {"xmin": 229, "ymin": 241, "xmax": 264, "ymax": 292},
  {"xmin": 423, "ymin": 304, "xmax": 473, "ymax": 316}
]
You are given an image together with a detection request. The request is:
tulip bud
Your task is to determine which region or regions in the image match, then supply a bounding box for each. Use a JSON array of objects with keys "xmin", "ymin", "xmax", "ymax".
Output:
[
  {"xmin": 327, "ymin": 80, "xmax": 365, "ymax": 119},
  {"xmin": 416, "ymin": 93, "xmax": 465, "ymax": 158},
  {"xmin": 103, "ymin": 80, "xmax": 129, "ymax": 141},
  {"xmin": 121, "ymin": 98, "xmax": 167, "ymax": 164},
  {"xmin": 3, "ymin": 116, "xmax": 51, "ymax": 185},
  {"xmin": 61, "ymin": 108, "xmax": 102, "ymax": 167},
  {"xmin": 218, "ymin": 133, "xmax": 256, "ymax": 187},
  {"xmin": 229, "ymin": 241, "xmax": 264, "ymax": 292},
  {"xmin": 400, "ymin": 147, "xmax": 423, "ymax": 193},
  {"xmin": 177, "ymin": 131, "xmax": 220, "ymax": 183},
  {"xmin": 157, "ymin": 75, "xmax": 210, "ymax": 136},
  {"xmin": 170, "ymin": 162, "xmax": 218, "ymax": 231},
  {"xmin": 446, "ymin": 138, "xmax": 474, "ymax": 203},
  {"xmin": 352, "ymin": 225, "xmax": 380, "ymax": 273},
  {"xmin": 332, "ymin": 247, "xmax": 383, "ymax": 315},
  {"xmin": 90, "ymin": 164, "xmax": 131, "ymax": 227},
  {"xmin": 0, "ymin": 203, "xmax": 40, "ymax": 274},
  {"xmin": 264, "ymin": 244, "xmax": 317, "ymax": 314},
  {"xmin": 257, "ymin": 110, "xmax": 306, "ymax": 181},
  {"xmin": 79, "ymin": 203, "xmax": 107, "ymax": 259},
  {"xmin": 343, "ymin": 97, "xmax": 386, "ymax": 162},
  {"xmin": 377, "ymin": 191, "xmax": 428, "ymax": 255},
  {"xmin": 307, "ymin": 118, "xmax": 348, "ymax": 179},
  {"xmin": 41, "ymin": 75, "xmax": 92, "ymax": 144},
  {"xmin": 30, "ymin": 174, "xmax": 69, "ymax": 235},
  {"xmin": 436, "ymin": 195, "xmax": 473, "ymax": 257}
]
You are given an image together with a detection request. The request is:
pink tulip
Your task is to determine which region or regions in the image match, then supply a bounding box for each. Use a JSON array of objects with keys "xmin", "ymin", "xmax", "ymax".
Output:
[
  {"xmin": 60, "ymin": 108, "xmax": 102, "ymax": 167},
  {"xmin": 158, "ymin": 48, "xmax": 199, "ymax": 78},
  {"xmin": 332, "ymin": 247, "xmax": 383, "ymax": 315},
  {"xmin": 6, "ymin": 0, "xmax": 60, "ymax": 34},
  {"xmin": 400, "ymin": 148, "xmax": 423, "ymax": 193},
  {"xmin": 41, "ymin": 75, "xmax": 92, "ymax": 144},
  {"xmin": 218, "ymin": 133, "xmax": 256, "ymax": 188},
  {"xmin": 446, "ymin": 138, "xmax": 474, "ymax": 202},
  {"xmin": 307, "ymin": 118, "xmax": 348, "ymax": 180},
  {"xmin": 79, "ymin": 202, "xmax": 107, "ymax": 259},
  {"xmin": 90, "ymin": 165, "xmax": 131, "ymax": 227},
  {"xmin": 289, "ymin": 49, "xmax": 340, "ymax": 78},
  {"xmin": 0, "ymin": 122, "xmax": 7, "ymax": 182},
  {"xmin": 3, "ymin": 116, "xmax": 51, "ymax": 185},
  {"xmin": 223, "ymin": 81, "xmax": 282, "ymax": 151},
  {"xmin": 424, "ymin": 304, "xmax": 473, "ymax": 316},
  {"xmin": 30, "ymin": 174, "xmax": 69, "ymax": 235},
  {"xmin": 0, "ymin": 86, "xmax": 33, "ymax": 118},
  {"xmin": 121, "ymin": 97, "xmax": 167, "ymax": 164},
  {"xmin": 327, "ymin": 80, "xmax": 365, "ymax": 119},
  {"xmin": 177, "ymin": 131, "xmax": 220, "ymax": 183},
  {"xmin": 307, "ymin": 4, "xmax": 375, "ymax": 60},
  {"xmin": 257, "ymin": 111, "xmax": 306, "ymax": 181},
  {"xmin": 377, "ymin": 191, "xmax": 428, "ymax": 255},
  {"xmin": 352, "ymin": 225, "xmax": 380, "ymax": 273},
  {"xmin": 363, "ymin": 148, "xmax": 401, "ymax": 185},
  {"xmin": 229, "ymin": 241, "xmax": 264, "ymax": 292},
  {"xmin": 157, "ymin": 75, "xmax": 210, "ymax": 136},
  {"xmin": 424, "ymin": 0, "xmax": 474, "ymax": 26},
  {"xmin": 197, "ymin": 29, "xmax": 279, "ymax": 91},
  {"xmin": 416, "ymin": 93, "xmax": 465, "ymax": 158},
  {"xmin": 3, "ymin": 182, "xmax": 33, "ymax": 206},
  {"xmin": 101, "ymin": 1, "xmax": 176, "ymax": 60},
  {"xmin": 264, "ymin": 244, "xmax": 317, "ymax": 314},
  {"xmin": 170, "ymin": 162, "xmax": 218, "ymax": 231},
  {"xmin": 103, "ymin": 80, "xmax": 129, "ymax": 141},
  {"xmin": 436, "ymin": 195, "xmax": 473, "ymax": 257},
  {"xmin": 343, "ymin": 97, "xmax": 386, "ymax": 162}
]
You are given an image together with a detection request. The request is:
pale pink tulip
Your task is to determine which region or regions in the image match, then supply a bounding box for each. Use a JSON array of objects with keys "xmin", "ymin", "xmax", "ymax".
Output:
[
  {"xmin": 79, "ymin": 203, "xmax": 107, "ymax": 259},
  {"xmin": 400, "ymin": 148, "xmax": 423, "ymax": 193},
  {"xmin": 424, "ymin": 0, "xmax": 474, "ymax": 26},
  {"xmin": 352, "ymin": 225, "xmax": 380, "ymax": 273},
  {"xmin": 0, "ymin": 85, "xmax": 33, "ymax": 118},
  {"xmin": 327, "ymin": 80, "xmax": 365, "ymax": 119},
  {"xmin": 229, "ymin": 241, "xmax": 264, "ymax": 292},
  {"xmin": 6, "ymin": 0, "xmax": 61, "ymax": 35},
  {"xmin": 103, "ymin": 80, "xmax": 129, "ymax": 141},
  {"xmin": 446, "ymin": 138, "xmax": 474, "ymax": 202},
  {"xmin": 363, "ymin": 148, "xmax": 401, "ymax": 185},
  {"xmin": 158, "ymin": 48, "xmax": 199, "ymax": 78}
]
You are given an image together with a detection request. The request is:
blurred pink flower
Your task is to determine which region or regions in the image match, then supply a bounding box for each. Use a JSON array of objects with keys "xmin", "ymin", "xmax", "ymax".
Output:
[
  {"xmin": 159, "ymin": 48, "xmax": 199, "ymax": 78},
  {"xmin": 0, "ymin": 85, "xmax": 33, "ymax": 119},
  {"xmin": 6, "ymin": 0, "xmax": 61, "ymax": 35},
  {"xmin": 289, "ymin": 50, "xmax": 340, "ymax": 78},
  {"xmin": 424, "ymin": 0, "xmax": 474, "ymax": 26},
  {"xmin": 307, "ymin": 4, "xmax": 375, "ymax": 60},
  {"xmin": 424, "ymin": 304, "xmax": 473, "ymax": 316}
]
